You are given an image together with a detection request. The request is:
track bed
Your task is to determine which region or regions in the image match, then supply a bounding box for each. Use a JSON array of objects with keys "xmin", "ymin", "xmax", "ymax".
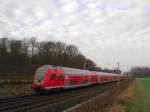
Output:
[{"xmin": 0, "ymin": 81, "xmax": 126, "ymax": 112}]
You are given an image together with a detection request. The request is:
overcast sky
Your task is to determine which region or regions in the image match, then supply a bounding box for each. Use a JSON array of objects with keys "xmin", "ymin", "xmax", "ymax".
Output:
[{"xmin": 0, "ymin": 0, "xmax": 150, "ymax": 71}]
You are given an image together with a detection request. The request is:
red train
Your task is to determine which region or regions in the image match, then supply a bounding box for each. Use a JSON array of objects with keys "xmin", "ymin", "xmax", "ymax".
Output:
[{"xmin": 32, "ymin": 65, "xmax": 126, "ymax": 91}]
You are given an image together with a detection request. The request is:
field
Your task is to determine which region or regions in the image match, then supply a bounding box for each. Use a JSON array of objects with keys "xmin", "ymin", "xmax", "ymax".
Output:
[
  {"xmin": 134, "ymin": 78, "xmax": 150, "ymax": 112},
  {"xmin": 108, "ymin": 78, "xmax": 150, "ymax": 112}
]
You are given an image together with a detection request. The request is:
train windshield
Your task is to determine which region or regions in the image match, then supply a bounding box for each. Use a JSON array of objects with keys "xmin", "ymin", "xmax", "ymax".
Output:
[{"xmin": 36, "ymin": 70, "xmax": 45, "ymax": 83}]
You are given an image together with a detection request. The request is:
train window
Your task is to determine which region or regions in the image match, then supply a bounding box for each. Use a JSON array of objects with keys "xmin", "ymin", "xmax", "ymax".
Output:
[
  {"xmin": 50, "ymin": 74, "xmax": 55, "ymax": 80},
  {"xmin": 36, "ymin": 70, "xmax": 45, "ymax": 83},
  {"xmin": 58, "ymin": 74, "xmax": 64, "ymax": 80}
]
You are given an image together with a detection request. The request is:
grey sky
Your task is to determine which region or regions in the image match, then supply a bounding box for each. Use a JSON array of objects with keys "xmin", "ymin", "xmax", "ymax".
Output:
[{"xmin": 0, "ymin": 0, "xmax": 150, "ymax": 71}]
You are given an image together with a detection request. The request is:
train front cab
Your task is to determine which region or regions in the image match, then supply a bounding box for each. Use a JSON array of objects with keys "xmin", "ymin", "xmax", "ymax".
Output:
[
  {"xmin": 32, "ymin": 66, "xmax": 65, "ymax": 91},
  {"xmin": 44, "ymin": 68, "xmax": 65, "ymax": 89}
]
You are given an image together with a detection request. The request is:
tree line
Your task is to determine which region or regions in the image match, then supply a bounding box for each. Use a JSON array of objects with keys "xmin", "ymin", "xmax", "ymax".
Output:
[
  {"xmin": 0, "ymin": 37, "xmax": 122, "ymax": 79},
  {"xmin": 128, "ymin": 67, "xmax": 150, "ymax": 78},
  {"xmin": 0, "ymin": 37, "xmax": 97, "ymax": 79}
]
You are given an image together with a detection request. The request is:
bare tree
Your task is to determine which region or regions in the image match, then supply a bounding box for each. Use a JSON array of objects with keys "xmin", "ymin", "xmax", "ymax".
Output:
[
  {"xmin": 9, "ymin": 39, "xmax": 22, "ymax": 55},
  {"xmin": 29, "ymin": 37, "xmax": 37, "ymax": 56},
  {"xmin": 66, "ymin": 45, "xmax": 79, "ymax": 58},
  {"xmin": 0, "ymin": 38, "xmax": 9, "ymax": 56},
  {"xmin": 22, "ymin": 38, "xmax": 30, "ymax": 55}
]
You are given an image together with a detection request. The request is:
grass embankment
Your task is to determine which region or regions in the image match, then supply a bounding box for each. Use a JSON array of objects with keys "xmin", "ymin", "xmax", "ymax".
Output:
[
  {"xmin": 0, "ymin": 79, "xmax": 32, "ymax": 85},
  {"xmin": 0, "ymin": 79, "xmax": 33, "ymax": 97},
  {"xmin": 108, "ymin": 78, "xmax": 150, "ymax": 112},
  {"xmin": 0, "ymin": 83, "xmax": 34, "ymax": 97}
]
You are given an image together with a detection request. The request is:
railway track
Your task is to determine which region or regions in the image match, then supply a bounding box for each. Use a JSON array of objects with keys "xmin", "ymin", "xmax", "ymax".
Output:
[{"xmin": 0, "ymin": 81, "xmax": 121, "ymax": 112}]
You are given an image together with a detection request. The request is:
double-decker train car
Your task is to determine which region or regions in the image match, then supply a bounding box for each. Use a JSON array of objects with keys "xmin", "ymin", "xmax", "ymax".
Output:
[{"xmin": 32, "ymin": 65, "xmax": 126, "ymax": 91}]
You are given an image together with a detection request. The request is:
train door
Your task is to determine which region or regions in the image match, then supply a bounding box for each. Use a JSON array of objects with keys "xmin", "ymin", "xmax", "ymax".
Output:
[{"xmin": 64, "ymin": 75, "xmax": 69, "ymax": 87}]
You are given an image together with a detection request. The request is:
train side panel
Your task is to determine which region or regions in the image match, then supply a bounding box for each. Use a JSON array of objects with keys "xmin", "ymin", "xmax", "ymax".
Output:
[
  {"xmin": 90, "ymin": 72, "xmax": 97, "ymax": 83},
  {"xmin": 64, "ymin": 74, "xmax": 91, "ymax": 88},
  {"xmin": 32, "ymin": 65, "xmax": 127, "ymax": 92}
]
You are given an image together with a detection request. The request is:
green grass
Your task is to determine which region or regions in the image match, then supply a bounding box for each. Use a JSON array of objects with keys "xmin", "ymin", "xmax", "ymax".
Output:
[{"xmin": 134, "ymin": 78, "xmax": 150, "ymax": 112}]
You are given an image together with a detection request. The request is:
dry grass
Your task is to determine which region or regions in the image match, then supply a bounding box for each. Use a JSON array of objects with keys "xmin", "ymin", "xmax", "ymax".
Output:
[
  {"xmin": 108, "ymin": 80, "xmax": 136, "ymax": 112},
  {"xmin": 108, "ymin": 105, "xmax": 125, "ymax": 112},
  {"xmin": 117, "ymin": 80, "xmax": 136, "ymax": 103}
]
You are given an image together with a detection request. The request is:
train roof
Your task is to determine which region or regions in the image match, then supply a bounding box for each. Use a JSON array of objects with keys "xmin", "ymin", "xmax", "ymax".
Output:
[
  {"xmin": 37, "ymin": 65, "xmax": 126, "ymax": 76},
  {"xmin": 37, "ymin": 65, "xmax": 90, "ymax": 75},
  {"xmin": 96, "ymin": 72, "xmax": 123, "ymax": 76},
  {"xmin": 36, "ymin": 65, "xmax": 53, "ymax": 72},
  {"xmin": 61, "ymin": 67, "xmax": 90, "ymax": 75}
]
